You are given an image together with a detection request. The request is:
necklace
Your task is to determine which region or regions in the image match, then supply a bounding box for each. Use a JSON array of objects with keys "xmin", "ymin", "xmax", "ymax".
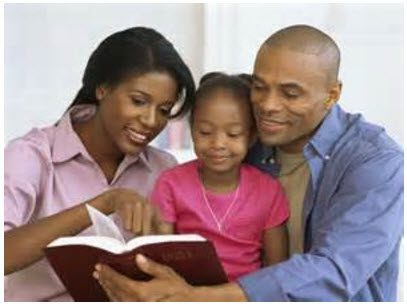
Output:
[
  {"xmin": 199, "ymin": 181, "xmax": 240, "ymax": 232},
  {"xmin": 276, "ymin": 149, "xmax": 308, "ymax": 177}
]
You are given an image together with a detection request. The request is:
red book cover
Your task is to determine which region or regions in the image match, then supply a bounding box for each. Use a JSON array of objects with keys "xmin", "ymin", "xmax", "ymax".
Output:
[{"xmin": 44, "ymin": 235, "xmax": 228, "ymax": 301}]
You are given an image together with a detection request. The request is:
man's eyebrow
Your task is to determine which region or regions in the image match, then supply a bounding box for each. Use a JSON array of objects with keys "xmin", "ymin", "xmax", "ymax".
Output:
[
  {"xmin": 280, "ymin": 82, "xmax": 302, "ymax": 88},
  {"xmin": 252, "ymin": 74, "xmax": 264, "ymax": 83}
]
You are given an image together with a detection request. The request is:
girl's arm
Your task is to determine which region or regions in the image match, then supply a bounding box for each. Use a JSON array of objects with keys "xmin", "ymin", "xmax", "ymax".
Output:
[
  {"xmin": 5, "ymin": 188, "xmax": 160, "ymax": 275},
  {"xmin": 262, "ymin": 223, "xmax": 289, "ymax": 266}
]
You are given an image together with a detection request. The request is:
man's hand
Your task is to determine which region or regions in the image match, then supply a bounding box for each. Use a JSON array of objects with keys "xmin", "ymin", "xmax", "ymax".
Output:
[
  {"xmin": 93, "ymin": 254, "xmax": 248, "ymax": 301},
  {"xmin": 93, "ymin": 254, "xmax": 195, "ymax": 301}
]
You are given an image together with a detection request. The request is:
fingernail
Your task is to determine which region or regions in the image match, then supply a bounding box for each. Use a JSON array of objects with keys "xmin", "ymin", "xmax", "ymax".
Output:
[{"xmin": 136, "ymin": 254, "xmax": 147, "ymax": 264}]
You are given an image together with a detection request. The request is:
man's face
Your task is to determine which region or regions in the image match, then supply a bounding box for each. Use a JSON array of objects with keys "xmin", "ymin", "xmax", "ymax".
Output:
[{"xmin": 251, "ymin": 44, "xmax": 336, "ymax": 153}]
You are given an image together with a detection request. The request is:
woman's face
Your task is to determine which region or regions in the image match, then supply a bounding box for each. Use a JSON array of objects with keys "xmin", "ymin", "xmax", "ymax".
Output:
[{"xmin": 96, "ymin": 71, "xmax": 179, "ymax": 156}]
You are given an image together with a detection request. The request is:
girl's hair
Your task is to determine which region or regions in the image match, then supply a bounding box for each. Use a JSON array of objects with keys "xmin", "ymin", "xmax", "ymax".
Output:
[
  {"xmin": 190, "ymin": 72, "xmax": 253, "ymax": 124},
  {"xmin": 67, "ymin": 27, "xmax": 195, "ymax": 119}
]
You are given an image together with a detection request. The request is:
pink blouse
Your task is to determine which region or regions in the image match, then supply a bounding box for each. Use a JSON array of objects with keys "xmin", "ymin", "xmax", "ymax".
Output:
[{"xmin": 4, "ymin": 105, "xmax": 177, "ymax": 301}]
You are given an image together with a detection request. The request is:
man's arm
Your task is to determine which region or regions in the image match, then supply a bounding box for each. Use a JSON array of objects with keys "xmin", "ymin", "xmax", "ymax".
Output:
[
  {"xmin": 262, "ymin": 224, "xmax": 289, "ymax": 266},
  {"xmin": 238, "ymin": 150, "xmax": 403, "ymax": 301}
]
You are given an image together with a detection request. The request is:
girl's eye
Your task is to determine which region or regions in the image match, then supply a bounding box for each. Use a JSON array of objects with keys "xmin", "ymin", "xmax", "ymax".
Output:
[
  {"xmin": 199, "ymin": 130, "xmax": 211, "ymax": 135},
  {"xmin": 228, "ymin": 134, "xmax": 240, "ymax": 138}
]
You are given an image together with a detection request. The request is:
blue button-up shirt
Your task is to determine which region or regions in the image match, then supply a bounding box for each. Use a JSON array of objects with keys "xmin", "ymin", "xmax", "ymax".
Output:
[{"xmin": 238, "ymin": 105, "xmax": 403, "ymax": 301}]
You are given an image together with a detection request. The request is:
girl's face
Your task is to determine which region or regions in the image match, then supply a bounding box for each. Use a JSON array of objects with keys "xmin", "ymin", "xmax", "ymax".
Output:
[
  {"xmin": 192, "ymin": 88, "xmax": 253, "ymax": 175},
  {"xmin": 96, "ymin": 71, "xmax": 178, "ymax": 156}
]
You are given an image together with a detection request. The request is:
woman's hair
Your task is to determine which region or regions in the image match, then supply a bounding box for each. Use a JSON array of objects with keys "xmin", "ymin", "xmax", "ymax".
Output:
[
  {"xmin": 190, "ymin": 72, "xmax": 253, "ymax": 124},
  {"xmin": 68, "ymin": 27, "xmax": 195, "ymax": 119}
]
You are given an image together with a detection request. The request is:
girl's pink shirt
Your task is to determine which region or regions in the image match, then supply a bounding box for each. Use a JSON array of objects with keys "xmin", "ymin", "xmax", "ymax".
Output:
[
  {"xmin": 151, "ymin": 160, "xmax": 289, "ymax": 281},
  {"xmin": 4, "ymin": 105, "xmax": 177, "ymax": 301}
]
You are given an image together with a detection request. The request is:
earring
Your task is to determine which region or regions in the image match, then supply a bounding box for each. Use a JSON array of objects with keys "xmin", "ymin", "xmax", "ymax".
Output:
[{"xmin": 323, "ymin": 97, "xmax": 332, "ymax": 108}]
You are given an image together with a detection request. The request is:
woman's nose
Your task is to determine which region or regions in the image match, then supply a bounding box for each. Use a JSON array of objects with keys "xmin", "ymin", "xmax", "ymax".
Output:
[{"xmin": 140, "ymin": 108, "xmax": 159, "ymax": 129}]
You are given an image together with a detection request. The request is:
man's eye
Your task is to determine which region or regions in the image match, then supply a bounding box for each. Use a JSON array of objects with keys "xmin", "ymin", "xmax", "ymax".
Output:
[
  {"xmin": 252, "ymin": 83, "xmax": 265, "ymax": 91},
  {"xmin": 284, "ymin": 91, "xmax": 299, "ymax": 99}
]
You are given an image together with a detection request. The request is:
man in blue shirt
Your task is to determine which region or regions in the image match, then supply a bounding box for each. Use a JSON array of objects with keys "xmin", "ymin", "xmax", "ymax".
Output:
[{"xmin": 93, "ymin": 25, "xmax": 403, "ymax": 301}]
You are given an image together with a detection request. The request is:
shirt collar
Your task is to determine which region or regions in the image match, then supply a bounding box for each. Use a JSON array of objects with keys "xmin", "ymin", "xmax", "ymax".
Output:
[
  {"xmin": 307, "ymin": 104, "xmax": 351, "ymax": 159},
  {"xmin": 52, "ymin": 104, "xmax": 153, "ymax": 172},
  {"xmin": 51, "ymin": 105, "xmax": 95, "ymax": 163}
]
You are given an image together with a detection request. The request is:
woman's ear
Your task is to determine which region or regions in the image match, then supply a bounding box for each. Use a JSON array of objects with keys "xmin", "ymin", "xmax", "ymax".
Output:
[{"xmin": 95, "ymin": 85, "xmax": 108, "ymax": 102}]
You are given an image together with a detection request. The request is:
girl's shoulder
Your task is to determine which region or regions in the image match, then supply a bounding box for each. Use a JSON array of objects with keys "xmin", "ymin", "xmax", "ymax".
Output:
[
  {"xmin": 241, "ymin": 163, "xmax": 280, "ymax": 188},
  {"xmin": 156, "ymin": 159, "xmax": 199, "ymax": 180}
]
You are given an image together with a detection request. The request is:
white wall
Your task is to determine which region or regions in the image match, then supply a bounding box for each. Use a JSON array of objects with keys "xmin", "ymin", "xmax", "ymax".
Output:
[
  {"xmin": 5, "ymin": 3, "xmax": 204, "ymax": 143},
  {"xmin": 3, "ymin": 3, "xmax": 405, "ymax": 301},
  {"xmin": 203, "ymin": 3, "xmax": 404, "ymax": 147}
]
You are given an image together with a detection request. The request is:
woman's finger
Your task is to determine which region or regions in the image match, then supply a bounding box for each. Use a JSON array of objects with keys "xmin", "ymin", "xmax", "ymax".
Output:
[
  {"xmin": 142, "ymin": 204, "xmax": 153, "ymax": 235},
  {"xmin": 132, "ymin": 201, "xmax": 142, "ymax": 234}
]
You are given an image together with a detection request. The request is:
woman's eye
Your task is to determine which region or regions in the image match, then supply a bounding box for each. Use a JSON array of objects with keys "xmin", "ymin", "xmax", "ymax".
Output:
[
  {"xmin": 160, "ymin": 106, "xmax": 172, "ymax": 117},
  {"xmin": 132, "ymin": 98, "xmax": 147, "ymax": 106},
  {"xmin": 199, "ymin": 130, "xmax": 211, "ymax": 135}
]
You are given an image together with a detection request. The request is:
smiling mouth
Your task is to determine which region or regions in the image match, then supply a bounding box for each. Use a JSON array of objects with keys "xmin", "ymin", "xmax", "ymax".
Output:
[
  {"xmin": 124, "ymin": 126, "xmax": 150, "ymax": 144},
  {"xmin": 258, "ymin": 119, "xmax": 287, "ymax": 132},
  {"xmin": 207, "ymin": 155, "xmax": 230, "ymax": 163}
]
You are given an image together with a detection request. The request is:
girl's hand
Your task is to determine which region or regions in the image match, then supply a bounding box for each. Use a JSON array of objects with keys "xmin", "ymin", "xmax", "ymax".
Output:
[{"xmin": 91, "ymin": 188, "xmax": 162, "ymax": 235}]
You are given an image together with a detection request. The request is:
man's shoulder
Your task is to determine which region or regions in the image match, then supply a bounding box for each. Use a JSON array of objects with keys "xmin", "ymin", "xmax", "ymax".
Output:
[{"xmin": 334, "ymin": 111, "xmax": 402, "ymax": 159}]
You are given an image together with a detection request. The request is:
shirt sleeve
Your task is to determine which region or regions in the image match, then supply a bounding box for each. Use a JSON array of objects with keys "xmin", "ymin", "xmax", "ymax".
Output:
[
  {"xmin": 237, "ymin": 150, "xmax": 403, "ymax": 301},
  {"xmin": 4, "ymin": 139, "xmax": 47, "ymax": 231},
  {"xmin": 150, "ymin": 171, "xmax": 177, "ymax": 223},
  {"xmin": 264, "ymin": 180, "xmax": 290, "ymax": 229}
]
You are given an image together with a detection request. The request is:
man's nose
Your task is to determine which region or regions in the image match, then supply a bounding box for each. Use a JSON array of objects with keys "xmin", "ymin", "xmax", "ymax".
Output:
[{"xmin": 255, "ymin": 92, "xmax": 284, "ymax": 115}]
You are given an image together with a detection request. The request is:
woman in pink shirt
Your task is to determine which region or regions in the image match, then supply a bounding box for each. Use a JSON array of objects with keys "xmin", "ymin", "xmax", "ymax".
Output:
[
  {"xmin": 4, "ymin": 27, "xmax": 195, "ymax": 301},
  {"xmin": 151, "ymin": 73, "xmax": 289, "ymax": 281}
]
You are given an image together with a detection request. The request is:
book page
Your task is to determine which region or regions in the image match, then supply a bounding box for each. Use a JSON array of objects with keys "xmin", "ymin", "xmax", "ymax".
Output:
[
  {"xmin": 125, "ymin": 234, "xmax": 206, "ymax": 251},
  {"xmin": 86, "ymin": 204, "xmax": 126, "ymax": 245},
  {"xmin": 47, "ymin": 235, "xmax": 126, "ymax": 254}
]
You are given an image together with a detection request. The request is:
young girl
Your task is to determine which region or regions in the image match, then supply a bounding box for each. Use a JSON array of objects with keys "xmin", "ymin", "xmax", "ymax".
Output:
[
  {"xmin": 151, "ymin": 73, "xmax": 289, "ymax": 281},
  {"xmin": 4, "ymin": 27, "xmax": 195, "ymax": 301}
]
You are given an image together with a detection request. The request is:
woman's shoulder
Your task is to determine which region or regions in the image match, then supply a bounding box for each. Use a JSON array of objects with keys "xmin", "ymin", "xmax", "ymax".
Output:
[
  {"xmin": 143, "ymin": 146, "xmax": 178, "ymax": 170},
  {"xmin": 5, "ymin": 127, "xmax": 55, "ymax": 163}
]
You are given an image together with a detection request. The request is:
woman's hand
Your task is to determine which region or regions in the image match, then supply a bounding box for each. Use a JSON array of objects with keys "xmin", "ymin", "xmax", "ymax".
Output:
[{"xmin": 90, "ymin": 188, "xmax": 163, "ymax": 235}]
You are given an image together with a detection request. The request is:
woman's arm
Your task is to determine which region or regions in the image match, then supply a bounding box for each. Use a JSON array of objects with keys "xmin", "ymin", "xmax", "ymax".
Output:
[
  {"xmin": 5, "ymin": 188, "xmax": 160, "ymax": 275},
  {"xmin": 262, "ymin": 223, "xmax": 289, "ymax": 266}
]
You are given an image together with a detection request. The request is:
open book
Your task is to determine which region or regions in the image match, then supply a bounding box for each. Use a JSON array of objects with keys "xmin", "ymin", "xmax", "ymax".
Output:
[{"xmin": 45, "ymin": 205, "xmax": 227, "ymax": 301}]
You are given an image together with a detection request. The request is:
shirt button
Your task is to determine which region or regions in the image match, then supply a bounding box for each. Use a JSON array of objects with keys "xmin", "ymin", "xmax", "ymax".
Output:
[{"xmin": 324, "ymin": 155, "xmax": 330, "ymax": 160}]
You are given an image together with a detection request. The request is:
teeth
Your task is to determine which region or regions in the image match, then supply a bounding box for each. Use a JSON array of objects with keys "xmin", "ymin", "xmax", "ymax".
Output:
[{"xmin": 127, "ymin": 128, "xmax": 147, "ymax": 141}]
